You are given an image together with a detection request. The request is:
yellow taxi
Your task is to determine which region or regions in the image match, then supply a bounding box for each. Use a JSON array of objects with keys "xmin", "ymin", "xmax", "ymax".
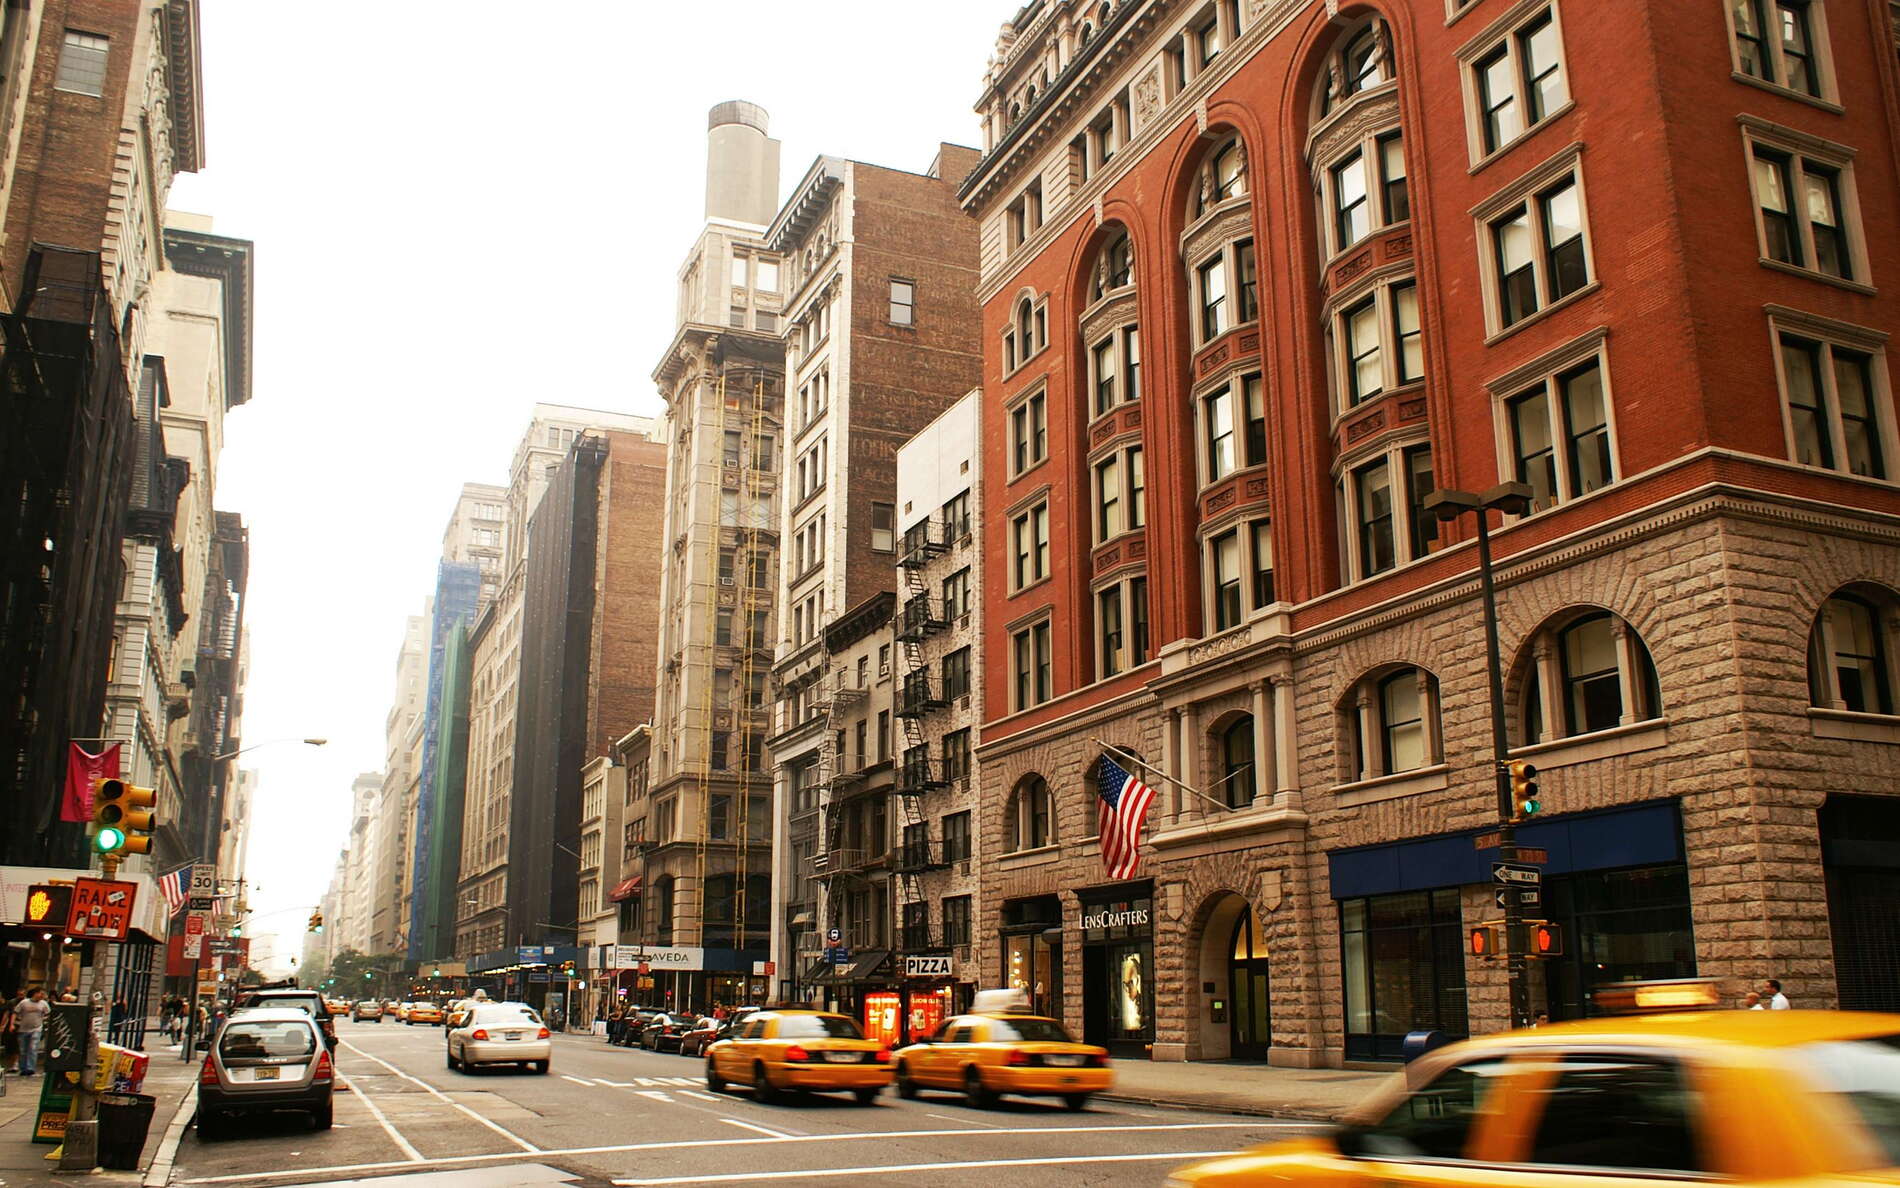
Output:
[
  {"xmin": 382, "ymin": 1000, "xmax": 400, "ymax": 1018},
  {"xmin": 1170, "ymin": 982, "xmax": 1900, "ymax": 1187},
  {"xmin": 406, "ymin": 1001, "xmax": 444, "ymax": 1025},
  {"xmin": 893, "ymin": 1009, "xmax": 1112, "ymax": 1110},
  {"xmin": 704, "ymin": 1009, "xmax": 892, "ymax": 1105}
]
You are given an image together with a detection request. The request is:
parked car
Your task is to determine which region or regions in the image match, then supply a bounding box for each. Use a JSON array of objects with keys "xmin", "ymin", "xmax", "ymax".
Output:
[
  {"xmin": 232, "ymin": 988, "xmax": 335, "ymax": 1050},
  {"xmin": 640, "ymin": 1012, "xmax": 700, "ymax": 1052},
  {"xmin": 612, "ymin": 1007, "xmax": 663, "ymax": 1046},
  {"xmin": 197, "ymin": 1008, "xmax": 334, "ymax": 1139},
  {"xmin": 678, "ymin": 1017, "xmax": 725, "ymax": 1057},
  {"xmin": 352, "ymin": 1000, "xmax": 382, "ymax": 1022},
  {"xmin": 446, "ymin": 1001, "xmax": 551, "ymax": 1074}
]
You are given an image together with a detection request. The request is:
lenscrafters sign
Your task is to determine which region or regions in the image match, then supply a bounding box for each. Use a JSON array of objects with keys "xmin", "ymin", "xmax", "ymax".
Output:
[{"xmin": 1080, "ymin": 905, "xmax": 1150, "ymax": 931}]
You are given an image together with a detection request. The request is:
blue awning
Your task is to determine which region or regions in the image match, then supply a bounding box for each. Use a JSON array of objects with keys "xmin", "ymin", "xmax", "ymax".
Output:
[{"xmin": 1328, "ymin": 799, "xmax": 1683, "ymax": 900}]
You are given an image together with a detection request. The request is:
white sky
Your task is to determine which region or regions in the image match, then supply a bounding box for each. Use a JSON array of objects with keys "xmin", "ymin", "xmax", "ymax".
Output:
[{"xmin": 168, "ymin": 1, "xmax": 1007, "ymax": 967}]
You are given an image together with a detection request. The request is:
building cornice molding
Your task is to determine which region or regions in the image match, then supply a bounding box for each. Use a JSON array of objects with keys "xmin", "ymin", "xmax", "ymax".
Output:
[{"xmin": 161, "ymin": 227, "xmax": 251, "ymax": 407}]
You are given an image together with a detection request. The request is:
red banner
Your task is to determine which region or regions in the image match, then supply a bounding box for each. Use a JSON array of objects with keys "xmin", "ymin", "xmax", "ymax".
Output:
[{"xmin": 60, "ymin": 742, "xmax": 121, "ymax": 823}]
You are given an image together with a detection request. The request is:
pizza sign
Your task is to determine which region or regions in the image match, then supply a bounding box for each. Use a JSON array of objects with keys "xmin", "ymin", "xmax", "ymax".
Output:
[{"xmin": 66, "ymin": 878, "xmax": 137, "ymax": 940}]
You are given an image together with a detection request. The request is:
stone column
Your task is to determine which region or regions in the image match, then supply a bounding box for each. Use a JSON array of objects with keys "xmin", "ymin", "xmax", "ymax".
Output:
[
  {"xmin": 1418, "ymin": 668, "xmax": 1443, "ymax": 766},
  {"xmin": 1251, "ymin": 679, "xmax": 1273, "ymax": 808},
  {"xmin": 1355, "ymin": 690, "xmax": 1380, "ymax": 780},
  {"xmin": 1271, "ymin": 670, "xmax": 1300, "ymax": 811},
  {"xmin": 1533, "ymin": 640, "xmax": 1560, "ymax": 741},
  {"xmin": 1179, "ymin": 702, "xmax": 1200, "ymax": 819},
  {"xmin": 1162, "ymin": 706, "xmax": 1182, "ymax": 822},
  {"xmin": 1612, "ymin": 617, "xmax": 1639, "ymax": 725}
]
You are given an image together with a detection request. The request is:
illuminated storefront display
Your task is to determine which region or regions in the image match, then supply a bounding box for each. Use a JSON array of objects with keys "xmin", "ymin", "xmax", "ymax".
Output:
[{"xmin": 1080, "ymin": 888, "xmax": 1153, "ymax": 1056}]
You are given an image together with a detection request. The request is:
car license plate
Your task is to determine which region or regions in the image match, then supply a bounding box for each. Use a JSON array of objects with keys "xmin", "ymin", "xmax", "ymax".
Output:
[
  {"xmin": 824, "ymin": 1051, "xmax": 862, "ymax": 1063},
  {"xmin": 503, "ymin": 1031, "xmax": 521, "ymax": 1041},
  {"xmin": 1045, "ymin": 1054, "xmax": 1082, "ymax": 1066},
  {"xmin": 253, "ymin": 1066, "xmax": 280, "ymax": 1081}
]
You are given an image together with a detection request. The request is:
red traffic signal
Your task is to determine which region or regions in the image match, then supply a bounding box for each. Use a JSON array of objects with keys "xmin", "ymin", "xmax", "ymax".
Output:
[{"xmin": 1532, "ymin": 921, "xmax": 1564, "ymax": 957}]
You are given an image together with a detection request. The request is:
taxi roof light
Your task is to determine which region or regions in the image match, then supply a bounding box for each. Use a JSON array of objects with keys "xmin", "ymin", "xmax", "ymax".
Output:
[{"xmin": 1591, "ymin": 978, "xmax": 1723, "ymax": 1015}]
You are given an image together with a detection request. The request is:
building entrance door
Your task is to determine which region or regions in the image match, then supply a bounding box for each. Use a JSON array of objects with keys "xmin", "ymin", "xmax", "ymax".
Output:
[{"xmin": 1228, "ymin": 906, "xmax": 1271, "ymax": 1060}]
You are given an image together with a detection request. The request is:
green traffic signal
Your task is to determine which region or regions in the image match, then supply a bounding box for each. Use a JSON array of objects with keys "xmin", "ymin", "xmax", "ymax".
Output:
[{"xmin": 93, "ymin": 826, "xmax": 126, "ymax": 853}]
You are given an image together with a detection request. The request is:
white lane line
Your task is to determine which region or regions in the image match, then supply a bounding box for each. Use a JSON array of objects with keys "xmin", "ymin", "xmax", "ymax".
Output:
[
  {"xmin": 176, "ymin": 1122, "xmax": 1283, "ymax": 1184},
  {"xmin": 610, "ymin": 1150, "xmax": 1241, "ymax": 1185},
  {"xmin": 679, "ymin": 1090, "xmax": 721, "ymax": 1102},
  {"xmin": 661, "ymin": 1076, "xmax": 700, "ymax": 1086},
  {"xmin": 337, "ymin": 1074, "xmax": 424, "ymax": 1163},
  {"xmin": 924, "ymin": 1111, "xmax": 1004, "ymax": 1129},
  {"xmin": 562, "ymin": 1074, "xmax": 595, "ymax": 1086},
  {"xmin": 340, "ymin": 1040, "xmax": 541, "ymax": 1153},
  {"xmin": 594, "ymin": 1078, "xmax": 637, "ymax": 1087},
  {"xmin": 637, "ymin": 1090, "xmax": 671, "ymax": 1102},
  {"xmin": 718, "ymin": 1117, "xmax": 793, "ymax": 1139}
]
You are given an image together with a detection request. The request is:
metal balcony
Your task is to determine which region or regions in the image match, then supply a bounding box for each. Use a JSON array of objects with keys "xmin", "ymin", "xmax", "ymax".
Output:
[
  {"xmin": 895, "ymin": 757, "xmax": 945, "ymax": 796},
  {"xmin": 894, "ymin": 842, "xmax": 946, "ymax": 873},
  {"xmin": 896, "ymin": 674, "xmax": 945, "ymax": 718},
  {"xmin": 897, "ymin": 597, "xmax": 947, "ymax": 641},
  {"xmin": 898, "ymin": 519, "xmax": 950, "ymax": 569}
]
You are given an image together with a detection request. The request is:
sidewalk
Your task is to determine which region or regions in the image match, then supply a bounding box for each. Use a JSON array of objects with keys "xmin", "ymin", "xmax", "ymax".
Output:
[
  {"xmin": 1101, "ymin": 1058, "xmax": 1392, "ymax": 1121},
  {"xmin": 0, "ymin": 1045, "xmax": 199, "ymax": 1187}
]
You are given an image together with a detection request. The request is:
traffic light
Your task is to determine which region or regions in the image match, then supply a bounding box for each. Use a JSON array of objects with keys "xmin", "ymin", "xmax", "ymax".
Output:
[
  {"xmin": 1531, "ymin": 921, "xmax": 1563, "ymax": 957},
  {"xmin": 1469, "ymin": 923, "xmax": 1502, "ymax": 959},
  {"xmin": 1507, "ymin": 760, "xmax": 1540, "ymax": 820},
  {"xmin": 91, "ymin": 777, "xmax": 156, "ymax": 855},
  {"xmin": 307, "ymin": 911, "xmax": 324, "ymax": 934}
]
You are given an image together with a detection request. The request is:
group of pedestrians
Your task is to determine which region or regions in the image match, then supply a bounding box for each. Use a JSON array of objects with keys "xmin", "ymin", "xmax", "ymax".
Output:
[
  {"xmin": 0, "ymin": 988, "xmax": 51, "ymax": 1076},
  {"xmin": 1744, "ymin": 978, "xmax": 1793, "ymax": 1010}
]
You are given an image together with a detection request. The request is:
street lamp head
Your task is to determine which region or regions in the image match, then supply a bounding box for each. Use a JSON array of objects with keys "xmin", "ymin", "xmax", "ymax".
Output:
[
  {"xmin": 1424, "ymin": 488, "xmax": 1483, "ymax": 522},
  {"xmin": 1479, "ymin": 481, "xmax": 1535, "ymax": 517},
  {"xmin": 302, "ymin": 738, "xmax": 327, "ymax": 746}
]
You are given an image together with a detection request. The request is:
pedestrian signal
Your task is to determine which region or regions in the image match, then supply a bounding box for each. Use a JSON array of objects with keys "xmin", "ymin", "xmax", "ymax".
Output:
[
  {"xmin": 1531, "ymin": 921, "xmax": 1563, "ymax": 957},
  {"xmin": 1469, "ymin": 923, "xmax": 1502, "ymax": 959}
]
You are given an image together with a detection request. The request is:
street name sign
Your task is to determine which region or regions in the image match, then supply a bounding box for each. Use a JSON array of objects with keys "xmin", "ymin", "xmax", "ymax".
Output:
[{"xmin": 1491, "ymin": 862, "xmax": 1542, "ymax": 887}]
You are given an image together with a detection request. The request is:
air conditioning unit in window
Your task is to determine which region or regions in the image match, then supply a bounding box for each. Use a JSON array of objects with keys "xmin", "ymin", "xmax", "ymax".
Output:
[{"xmin": 719, "ymin": 578, "xmax": 736, "ymax": 587}]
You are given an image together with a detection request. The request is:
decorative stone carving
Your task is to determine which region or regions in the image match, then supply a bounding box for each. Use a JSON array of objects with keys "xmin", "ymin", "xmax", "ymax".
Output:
[
  {"xmin": 1398, "ymin": 398, "xmax": 1427, "ymax": 422},
  {"xmin": 1335, "ymin": 250, "xmax": 1373, "ymax": 284},
  {"xmin": 1132, "ymin": 68, "xmax": 1162, "ymax": 130},
  {"xmin": 1346, "ymin": 410, "xmax": 1387, "ymax": 442},
  {"xmin": 1199, "ymin": 343, "xmax": 1232, "ymax": 375},
  {"xmin": 1244, "ymin": 475, "xmax": 1272, "ymax": 499},
  {"xmin": 1187, "ymin": 626, "xmax": 1254, "ymax": 666},
  {"xmin": 1238, "ymin": 330, "xmax": 1260, "ymax": 355},
  {"xmin": 1206, "ymin": 486, "xmax": 1238, "ymax": 514},
  {"xmin": 1307, "ymin": 90, "xmax": 1400, "ymax": 169},
  {"xmin": 1094, "ymin": 545, "xmax": 1122, "ymax": 574},
  {"xmin": 1383, "ymin": 234, "xmax": 1413, "ymax": 259}
]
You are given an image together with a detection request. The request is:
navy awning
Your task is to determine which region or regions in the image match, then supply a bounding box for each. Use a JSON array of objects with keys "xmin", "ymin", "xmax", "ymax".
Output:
[{"xmin": 1328, "ymin": 799, "xmax": 1682, "ymax": 900}]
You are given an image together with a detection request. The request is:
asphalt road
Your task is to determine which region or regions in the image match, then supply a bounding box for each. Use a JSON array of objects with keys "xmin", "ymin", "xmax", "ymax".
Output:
[{"xmin": 164, "ymin": 1015, "xmax": 1320, "ymax": 1187}]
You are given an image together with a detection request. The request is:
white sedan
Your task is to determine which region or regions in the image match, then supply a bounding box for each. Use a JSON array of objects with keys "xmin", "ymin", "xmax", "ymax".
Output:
[{"xmin": 446, "ymin": 1002, "xmax": 551, "ymax": 1074}]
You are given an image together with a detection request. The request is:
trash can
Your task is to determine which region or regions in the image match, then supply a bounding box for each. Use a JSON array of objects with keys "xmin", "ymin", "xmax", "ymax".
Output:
[
  {"xmin": 1400, "ymin": 1029, "xmax": 1450, "ymax": 1064},
  {"xmin": 95, "ymin": 1092, "xmax": 156, "ymax": 1171}
]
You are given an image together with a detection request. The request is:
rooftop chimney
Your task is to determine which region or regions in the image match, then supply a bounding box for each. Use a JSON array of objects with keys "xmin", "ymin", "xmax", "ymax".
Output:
[{"xmin": 705, "ymin": 101, "xmax": 781, "ymax": 227}]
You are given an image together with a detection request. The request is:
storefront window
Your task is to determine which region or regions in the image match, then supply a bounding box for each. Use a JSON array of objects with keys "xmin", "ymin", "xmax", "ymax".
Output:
[
  {"xmin": 862, "ymin": 990, "xmax": 902, "ymax": 1046},
  {"xmin": 1540, "ymin": 863, "xmax": 1694, "ymax": 1020},
  {"xmin": 1004, "ymin": 930, "xmax": 1059, "ymax": 1019},
  {"xmin": 1081, "ymin": 894, "xmax": 1154, "ymax": 1053},
  {"xmin": 1340, "ymin": 888, "xmax": 1468, "ymax": 1061}
]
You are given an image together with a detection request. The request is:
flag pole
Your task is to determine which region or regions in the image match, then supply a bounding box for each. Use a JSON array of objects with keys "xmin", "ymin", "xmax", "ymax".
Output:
[{"xmin": 1088, "ymin": 737, "xmax": 1235, "ymax": 814}]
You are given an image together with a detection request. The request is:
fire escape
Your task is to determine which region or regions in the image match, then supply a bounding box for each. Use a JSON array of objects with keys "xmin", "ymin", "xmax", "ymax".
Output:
[{"xmin": 893, "ymin": 516, "xmax": 954, "ymax": 958}]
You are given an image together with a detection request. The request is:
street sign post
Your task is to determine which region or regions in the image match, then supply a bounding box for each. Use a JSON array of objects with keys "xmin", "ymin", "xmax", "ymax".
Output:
[{"xmin": 1495, "ymin": 887, "xmax": 1543, "ymax": 909}]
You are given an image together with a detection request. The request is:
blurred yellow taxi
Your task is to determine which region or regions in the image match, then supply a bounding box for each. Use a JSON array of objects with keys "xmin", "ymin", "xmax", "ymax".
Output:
[
  {"xmin": 407, "ymin": 1002, "xmax": 444, "ymax": 1025},
  {"xmin": 894, "ymin": 1011, "xmax": 1112, "ymax": 1110},
  {"xmin": 1170, "ymin": 984, "xmax": 1900, "ymax": 1187},
  {"xmin": 704, "ymin": 1009, "xmax": 892, "ymax": 1105}
]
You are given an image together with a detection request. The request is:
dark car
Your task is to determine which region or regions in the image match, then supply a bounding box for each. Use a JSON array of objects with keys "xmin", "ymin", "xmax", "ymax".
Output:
[
  {"xmin": 233, "ymin": 988, "xmax": 335, "ymax": 1049},
  {"xmin": 612, "ymin": 1007, "xmax": 662, "ymax": 1046},
  {"xmin": 197, "ymin": 1009, "xmax": 333, "ymax": 1139},
  {"xmin": 639, "ymin": 1012, "xmax": 699, "ymax": 1052},
  {"xmin": 678, "ymin": 1017, "xmax": 722, "ymax": 1057}
]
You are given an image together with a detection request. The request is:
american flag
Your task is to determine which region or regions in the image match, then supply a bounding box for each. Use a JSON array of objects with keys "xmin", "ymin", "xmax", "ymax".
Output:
[
  {"xmin": 157, "ymin": 869, "xmax": 186, "ymax": 916},
  {"xmin": 1096, "ymin": 753, "xmax": 1157, "ymax": 880}
]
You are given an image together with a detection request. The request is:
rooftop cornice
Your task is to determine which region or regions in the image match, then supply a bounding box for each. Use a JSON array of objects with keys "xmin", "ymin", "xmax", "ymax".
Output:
[
  {"xmin": 765, "ymin": 156, "xmax": 847, "ymax": 253},
  {"xmin": 162, "ymin": 226, "xmax": 252, "ymax": 407},
  {"xmin": 165, "ymin": 0, "xmax": 205, "ymax": 173}
]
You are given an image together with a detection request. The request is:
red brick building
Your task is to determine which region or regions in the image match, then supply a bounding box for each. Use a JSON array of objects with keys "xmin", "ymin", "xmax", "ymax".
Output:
[{"xmin": 963, "ymin": 0, "xmax": 1900, "ymax": 1064}]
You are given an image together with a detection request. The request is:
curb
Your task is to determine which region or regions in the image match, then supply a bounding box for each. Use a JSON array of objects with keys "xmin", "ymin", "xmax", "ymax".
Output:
[
  {"xmin": 141, "ymin": 1083, "xmax": 196, "ymax": 1188},
  {"xmin": 1096, "ymin": 1091, "xmax": 1349, "ymax": 1124}
]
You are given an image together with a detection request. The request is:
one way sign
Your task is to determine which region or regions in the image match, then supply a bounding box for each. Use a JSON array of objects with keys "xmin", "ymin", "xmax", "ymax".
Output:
[{"xmin": 1491, "ymin": 862, "xmax": 1542, "ymax": 886}]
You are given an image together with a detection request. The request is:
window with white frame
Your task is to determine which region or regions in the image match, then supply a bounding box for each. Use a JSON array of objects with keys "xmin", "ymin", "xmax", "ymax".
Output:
[
  {"xmin": 942, "ymin": 567, "xmax": 972, "ymax": 619},
  {"xmin": 1202, "ymin": 516, "xmax": 1272, "ymax": 631},
  {"xmin": 1336, "ymin": 444, "xmax": 1435, "ymax": 583},
  {"xmin": 1097, "ymin": 585, "xmax": 1126, "ymax": 678},
  {"xmin": 1091, "ymin": 230, "xmax": 1134, "ymax": 301},
  {"xmin": 889, "ymin": 279, "xmax": 915, "ymax": 325},
  {"xmin": 1808, "ymin": 586, "xmax": 1898, "ymax": 716},
  {"xmin": 1729, "ymin": 0, "xmax": 1830, "ymax": 101},
  {"xmin": 1092, "ymin": 444, "xmax": 1144, "ymax": 545},
  {"xmin": 1010, "ymin": 500, "xmax": 1050, "ymax": 590},
  {"xmin": 1195, "ymin": 137, "xmax": 1248, "ymax": 220},
  {"xmin": 1503, "ymin": 355, "xmax": 1614, "ymax": 512},
  {"xmin": 1004, "ymin": 773, "xmax": 1055, "ymax": 850},
  {"xmin": 1462, "ymin": 6, "xmax": 1569, "ymax": 162},
  {"xmin": 1011, "ymin": 620, "xmax": 1054, "ymax": 711},
  {"xmin": 1006, "ymin": 294, "xmax": 1049, "ymax": 373},
  {"xmin": 1319, "ymin": 130, "xmax": 1410, "ymax": 260},
  {"xmin": 1006, "ymin": 179, "xmax": 1044, "ymax": 250},
  {"xmin": 1515, "ymin": 609, "xmax": 1662, "ymax": 745},
  {"xmin": 1773, "ymin": 325, "xmax": 1889, "ymax": 480},
  {"xmin": 1478, "ymin": 154, "xmax": 1592, "ymax": 333},
  {"xmin": 1332, "ymin": 279, "xmax": 1423, "ymax": 410},
  {"xmin": 1208, "ymin": 528, "xmax": 1244, "ymax": 630},
  {"xmin": 1340, "ymin": 665, "xmax": 1442, "ymax": 783},
  {"xmin": 1744, "ymin": 123, "xmax": 1862, "ymax": 285},
  {"xmin": 1203, "ymin": 386, "xmax": 1237, "ymax": 482},
  {"xmin": 1009, "ymin": 389, "xmax": 1047, "ymax": 477},
  {"xmin": 1200, "ymin": 375, "xmax": 1268, "ymax": 485}
]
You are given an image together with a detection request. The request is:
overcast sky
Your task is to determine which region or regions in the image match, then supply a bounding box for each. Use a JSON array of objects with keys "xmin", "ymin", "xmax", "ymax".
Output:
[{"xmin": 168, "ymin": 1, "xmax": 1006, "ymax": 971}]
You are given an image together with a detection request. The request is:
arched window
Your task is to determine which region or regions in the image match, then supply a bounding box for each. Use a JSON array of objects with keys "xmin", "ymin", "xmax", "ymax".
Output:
[
  {"xmin": 1517, "ymin": 610, "xmax": 1663, "ymax": 745},
  {"xmin": 1091, "ymin": 230, "xmax": 1134, "ymax": 302},
  {"xmin": 1193, "ymin": 137, "xmax": 1249, "ymax": 220},
  {"xmin": 1319, "ymin": 21, "xmax": 1392, "ymax": 118},
  {"xmin": 1219, "ymin": 716, "xmax": 1256, "ymax": 808},
  {"xmin": 1810, "ymin": 588, "xmax": 1898, "ymax": 715},
  {"xmin": 1340, "ymin": 665, "xmax": 1440, "ymax": 782},
  {"xmin": 1006, "ymin": 775, "xmax": 1055, "ymax": 851}
]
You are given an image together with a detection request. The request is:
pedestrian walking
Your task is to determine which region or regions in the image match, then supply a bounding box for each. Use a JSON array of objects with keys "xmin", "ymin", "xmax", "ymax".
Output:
[
  {"xmin": 14, "ymin": 988, "xmax": 49, "ymax": 1076},
  {"xmin": 1761, "ymin": 979, "xmax": 1791, "ymax": 1010}
]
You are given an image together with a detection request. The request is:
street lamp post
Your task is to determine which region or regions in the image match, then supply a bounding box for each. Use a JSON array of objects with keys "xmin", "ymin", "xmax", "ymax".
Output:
[{"xmin": 1425, "ymin": 481, "xmax": 1535, "ymax": 1030}]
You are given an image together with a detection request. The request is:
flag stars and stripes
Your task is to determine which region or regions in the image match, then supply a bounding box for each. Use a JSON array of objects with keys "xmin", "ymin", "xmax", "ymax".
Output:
[{"xmin": 1096, "ymin": 752, "xmax": 1156, "ymax": 880}]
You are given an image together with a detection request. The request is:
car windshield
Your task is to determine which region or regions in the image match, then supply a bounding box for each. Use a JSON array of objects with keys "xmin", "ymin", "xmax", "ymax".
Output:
[
  {"xmin": 219, "ymin": 1021, "xmax": 315, "ymax": 1059},
  {"xmin": 1798, "ymin": 1034, "xmax": 1900, "ymax": 1166},
  {"xmin": 987, "ymin": 1017, "xmax": 1075, "ymax": 1043},
  {"xmin": 775, "ymin": 1015, "xmax": 864, "ymax": 1040},
  {"xmin": 241, "ymin": 994, "xmax": 322, "ymax": 1016}
]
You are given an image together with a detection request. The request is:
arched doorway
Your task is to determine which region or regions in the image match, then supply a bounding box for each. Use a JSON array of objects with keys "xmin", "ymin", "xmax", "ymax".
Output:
[{"xmin": 1229, "ymin": 906, "xmax": 1271, "ymax": 1059}]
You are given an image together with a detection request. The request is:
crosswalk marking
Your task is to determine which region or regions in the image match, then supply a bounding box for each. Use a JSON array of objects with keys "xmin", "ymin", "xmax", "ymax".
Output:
[
  {"xmin": 635, "ymin": 1090, "xmax": 670, "ymax": 1101},
  {"xmin": 679, "ymin": 1090, "xmax": 720, "ymax": 1101}
]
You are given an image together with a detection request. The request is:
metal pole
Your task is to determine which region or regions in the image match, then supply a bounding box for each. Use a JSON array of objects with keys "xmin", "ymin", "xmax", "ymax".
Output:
[{"xmin": 1471, "ymin": 512, "xmax": 1530, "ymax": 1030}]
